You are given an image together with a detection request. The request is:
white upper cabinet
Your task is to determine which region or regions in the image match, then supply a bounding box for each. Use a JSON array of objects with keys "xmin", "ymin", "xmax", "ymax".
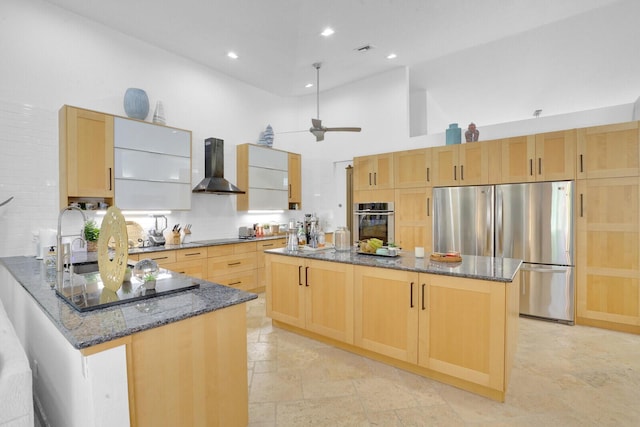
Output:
[
  {"xmin": 113, "ymin": 117, "xmax": 192, "ymax": 210},
  {"xmin": 237, "ymin": 144, "xmax": 289, "ymax": 210}
]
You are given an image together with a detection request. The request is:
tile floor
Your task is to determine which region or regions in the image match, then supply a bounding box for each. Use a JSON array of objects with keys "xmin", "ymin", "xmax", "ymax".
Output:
[{"xmin": 246, "ymin": 293, "xmax": 640, "ymax": 426}]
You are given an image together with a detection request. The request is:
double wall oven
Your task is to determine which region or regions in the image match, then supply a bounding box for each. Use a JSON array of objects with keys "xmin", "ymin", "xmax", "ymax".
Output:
[{"xmin": 353, "ymin": 202, "xmax": 395, "ymax": 245}]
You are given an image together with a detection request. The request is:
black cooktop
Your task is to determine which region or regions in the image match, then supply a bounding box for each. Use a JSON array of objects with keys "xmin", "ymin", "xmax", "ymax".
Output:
[{"xmin": 56, "ymin": 269, "xmax": 199, "ymax": 312}]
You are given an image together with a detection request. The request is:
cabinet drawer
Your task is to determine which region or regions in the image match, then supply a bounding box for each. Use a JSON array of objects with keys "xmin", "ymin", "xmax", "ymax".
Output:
[
  {"xmin": 256, "ymin": 239, "xmax": 286, "ymax": 268},
  {"xmin": 163, "ymin": 259, "xmax": 207, "ymax": 279},
  {"xmin": 207, "ymin": 242, "xmax": 256, "ymax": 257},
  {"xmin": 208, "ymin": 252, "xmax": 256, "ymax": 276},
  {"xmin": 209, "ymin": 270, "xmax": 258, "ymax": 292},
  {"xmin": 176, "ymin": 248, "xmax": 207, "ymax": 261},
  {"xmin": 140, "ymin": 250, "xmax": 176, "ymax": 266}
]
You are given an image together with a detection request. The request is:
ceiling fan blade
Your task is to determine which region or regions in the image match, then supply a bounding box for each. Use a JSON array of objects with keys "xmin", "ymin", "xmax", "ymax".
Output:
[
  {"xmin": 310, "ymin": 127, "xmax": 325, "ymax": 140},
  {"xmin": 324, "ymin": 127, "xmax": 362, "ymax": 132},
  {"xmin": 311, "ymin": 118, "xmax": 322, "ymax": 129}
]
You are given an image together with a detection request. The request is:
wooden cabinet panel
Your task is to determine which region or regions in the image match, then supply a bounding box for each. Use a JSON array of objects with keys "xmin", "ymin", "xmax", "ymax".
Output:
[
  {"xmin": 288, "ymin": 152, "xmax": 302, "ymax": 209},
  {"xmin": 432, "ymin": 144, "xmax": 489, "ymax": 186},
  {"xmin": 501, "ymin": 131, "xmax": 575, "ymax": 183},
  {"xmin": 59, "ymin": 105, "xmax": 114, "ymax": 208},
  {"xmin": 165, "ymin": 246, "xmax": 207, "ymax": 278},
  {"xmin": 129, "ymin": 304, "xmax": 248, "ymax": 427},
  {"xmin": 354, "ymin": 153, "xmax": 394, "ymax": 190},
  {"xmin": 393, "ymin": 148, "xmax": 432, "ymax": 188},
  {"xmin": 141, "ymin": 250, "xmax": 176, "ymax": 267},
  {"xmin": 576, "ymin": 177, "xmax": 640, "ymax": 332},
  {"xmin": 354, "ymin": 266, "xmax": 419, "ymax": 363},
  {"xmin": 209, "ymin": 270, "xmax": 257, "ymax": 292},
  {"xmin": 535, "ymin": 130, "xmax": 576, "ymax": 181},
  {"xmin": 266, "ymin": 255, "xmax": 354, "ymax": 343},
  {"xmin": 577, "ymin": 121, "xmax": 640, "ymax": 179},
  {"xmin": 418, "ymin": 275, "xmax": 507, "ymax": 390},
  {"xmin": 208, "ymin": 252, "xmax": 256, "ymax": 277},
  {"xmin": 394, "ymin": 187, "xmax": 432, "ymax": 251}
]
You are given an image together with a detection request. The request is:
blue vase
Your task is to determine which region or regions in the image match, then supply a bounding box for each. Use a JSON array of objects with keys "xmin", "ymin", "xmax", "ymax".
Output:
[
  {"xmin": 123, "ymin": 88, "xmax": 149, "ymax": 120},
  {"xmin": 446, "ymin": 123, "xmax": 461, "ymax": 145}
]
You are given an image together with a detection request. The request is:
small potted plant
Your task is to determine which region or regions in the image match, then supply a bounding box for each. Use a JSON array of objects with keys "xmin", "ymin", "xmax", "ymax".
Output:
[
  {"xmin": 83, "ymin": 220, "xmax": 100, "ymax": 252},
  {"xmin": 143, "ymin": 273, "xmax": 157, "ymax": 290}
]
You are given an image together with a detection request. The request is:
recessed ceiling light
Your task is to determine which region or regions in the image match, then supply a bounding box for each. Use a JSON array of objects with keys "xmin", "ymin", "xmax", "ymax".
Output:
[
  {"xmin": 227, "ymin": 51, "xmax": 238, "ymax": 59},
  {"xmin": 305, "ymin": 83, "xmax": 313, "ymax": 88},
  {"xmin": 321, "ymin": 27, "xmax": 335, "ymax": 37},
  {"xmin": 386, "ymin": 53, "xmax": 397, "ymax": 60}
]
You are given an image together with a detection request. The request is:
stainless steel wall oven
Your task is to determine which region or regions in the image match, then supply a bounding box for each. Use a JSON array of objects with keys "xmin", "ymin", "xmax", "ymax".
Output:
[{"xmin": 353, "ymin": 202, "xmax": 395, "ymax": 245}]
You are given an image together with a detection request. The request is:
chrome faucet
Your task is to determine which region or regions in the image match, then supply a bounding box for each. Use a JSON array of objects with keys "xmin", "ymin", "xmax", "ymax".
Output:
[{"xmin": 56, "ymin": 206, "xmax": 88, "ymax": 273}]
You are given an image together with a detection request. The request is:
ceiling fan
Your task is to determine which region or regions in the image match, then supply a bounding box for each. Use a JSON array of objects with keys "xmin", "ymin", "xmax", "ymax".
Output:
[{"xmin": 309, "ymin": 62, "xmax": 361, "ymax": 141}]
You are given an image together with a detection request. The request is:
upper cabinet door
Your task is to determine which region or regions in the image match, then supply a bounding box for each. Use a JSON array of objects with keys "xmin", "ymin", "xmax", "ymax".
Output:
[
  {"xmin": 60, "ymin": 106, "xmax": 114, "ymax": 207},
  {"xmin": 431, "ymin": 145, "xmax": 459, "ymax": 187},
  {"xmin": 535, "ymin": 130, "xmax": 576, "ymax": 181},
  {"xmin": 458, "ymin": 142, "xmax": 489, "ymax": 185},
  {"xmin": 288, "ymin": 152, "xmax": 302, "ymax": 208},
  {"xmin": 394, "ymin": 148, "xmax": 432, "ymax": 188},
  {"xmin": 354, "ymin": 153, "xmax": 394, "ymax": 190},
  {"xmin": 501, "ymin": 135, "xmax": 536, "ymax": 183},
  {"xmin": 577, "ymin": 121, "xmax": 640, "ymax": 179}
]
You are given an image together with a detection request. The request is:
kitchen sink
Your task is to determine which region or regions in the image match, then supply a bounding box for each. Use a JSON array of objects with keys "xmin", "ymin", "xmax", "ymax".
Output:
[{"xmin": 71, "ymin": 261, "xmax": 100, "ymax": 274}]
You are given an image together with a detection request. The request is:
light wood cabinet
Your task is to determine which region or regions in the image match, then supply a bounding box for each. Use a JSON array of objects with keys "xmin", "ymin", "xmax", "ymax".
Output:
[
  {"xmin": 354, "ymin": 266, "xmax": 419, "ymax": 363},
  {"xmin": 418, "ymin": 274, "xmax": 517, "ymax": 392},
  {"xmin": 576, "ymin": 121, "xmax": 640, "ymax": 179},
  {"xmin": 393, "ymin": 148, "xmax": 432, "ymax": 188},
  {"xmin": 207, "ymin": 242, "xmax": 258, "ymax": 291},
  {"xmin": 59, "ymin": 105, "xmax": 114, "ymax": 209},
  {"xmin": 576, "ymin": 177, "xmax": 640, "ymax": 333},
  {"xmin": 501, "ymin": 130, "xmax": 576, "ymax": 182},
  {"xmin": 136, "ymin": 250, "xmax": 177, "ymax": 267},
  {"xmin": 256, "ymin": 238, "xmax": 287, "ymax": 291},
  {"xmin": 266, "ymin": 254, "xmax": 354, "ymax": 343},
  {"xmin": 354, "ymin": 153, "xmax": 394, "ymax": 190},
  {"xmin": 394, "ymin": 187, "xmax": 432, "ymax": 251},
  {"xmin": 288, "ymin": 152, "xmax": 302, "ymax": 209},
  {"xmin": 126, "ymin": 303, "xmax": 248, "ymax": 426},
  {"xmin": 432, "ymin": 143, "xmax": 489, "ymax": 187},
  {"xmin": 163, "ymin": 247, "xmax": 207, "ymax": 279}
]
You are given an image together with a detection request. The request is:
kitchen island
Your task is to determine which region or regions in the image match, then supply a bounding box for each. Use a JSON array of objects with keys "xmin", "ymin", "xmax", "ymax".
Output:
[
  {"xmin": 265, "ymin": 248, "xmax": 521, "ymax": 402},
  {"xmin": 0, "ymin": 256, "xmax": 257, "ymax": 427}
]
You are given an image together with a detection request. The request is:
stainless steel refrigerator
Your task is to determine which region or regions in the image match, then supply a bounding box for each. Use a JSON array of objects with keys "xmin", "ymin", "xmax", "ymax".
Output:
[{"xmin": 433, "ymin": 181, "xmax": 574, "ymax": 324}]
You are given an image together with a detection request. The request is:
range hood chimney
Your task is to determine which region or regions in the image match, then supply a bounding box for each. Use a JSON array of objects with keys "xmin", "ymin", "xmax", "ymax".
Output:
[{"xmin": 192, "ymin": 138, "xmax": 245, "ymax": 194}]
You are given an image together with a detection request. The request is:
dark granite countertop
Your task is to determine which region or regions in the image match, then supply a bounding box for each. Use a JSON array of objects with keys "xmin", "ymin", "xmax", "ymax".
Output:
[
  {"xmin": 128, "ymin": 235, "xmax": 286, "ymax": 255},
  {"xmin": 0, "ymin": 256, "xmax": 257, "ymax": 350},
  {"xmin": 265, "ymin": 248, "xmax": 522, "ymax": 283}
]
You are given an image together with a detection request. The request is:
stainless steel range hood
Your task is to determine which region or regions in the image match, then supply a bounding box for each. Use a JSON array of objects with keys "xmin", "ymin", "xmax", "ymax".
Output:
[{"xmin": 192, "ymin": 138, "xmax": 245, "ymax": 194}]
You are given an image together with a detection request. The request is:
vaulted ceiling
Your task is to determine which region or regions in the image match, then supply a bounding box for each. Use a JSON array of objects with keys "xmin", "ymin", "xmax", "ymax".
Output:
[{"xmin": 43, "ymin": 0, "xmax": 639, "ymax": 125}]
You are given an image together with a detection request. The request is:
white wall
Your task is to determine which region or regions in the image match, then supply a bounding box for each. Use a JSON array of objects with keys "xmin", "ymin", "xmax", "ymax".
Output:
[{"xmin": 0, "ymin": 0, "xmax": 636, "ymax": 256}]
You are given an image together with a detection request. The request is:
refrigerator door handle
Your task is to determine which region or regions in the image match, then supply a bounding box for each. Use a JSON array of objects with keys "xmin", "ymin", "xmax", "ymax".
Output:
[{"xmin": 520, "ymin": 265, "xmax": 569, "ymax": 273}]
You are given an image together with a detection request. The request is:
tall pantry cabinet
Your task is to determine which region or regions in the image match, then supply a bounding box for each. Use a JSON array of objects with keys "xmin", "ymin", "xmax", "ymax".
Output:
[
  {"xmin": 393, "ymin": 149, "xmax": 432, "ymax": 252},
  {"xmin": 576, "ymin": 121, "xmax": 640, "ymax": 333}
]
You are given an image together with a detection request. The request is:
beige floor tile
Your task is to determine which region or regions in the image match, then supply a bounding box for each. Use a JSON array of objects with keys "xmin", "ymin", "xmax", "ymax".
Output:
[{"xmin": 246, "ymin": 293, "xmax": 640, "ymax": 426}]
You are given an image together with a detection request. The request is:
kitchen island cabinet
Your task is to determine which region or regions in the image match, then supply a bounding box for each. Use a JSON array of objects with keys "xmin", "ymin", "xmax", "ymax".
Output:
[
  {"xmin": 265, "ymin": 249, "xmax": 521, "ymax": 401},
  {"xmin": 267, "ymin": 255, "xmax": 354, "ymax": 343},
  {"xmin": 0, "ymin": 257, "xmax": 256, "ymax": 427}
]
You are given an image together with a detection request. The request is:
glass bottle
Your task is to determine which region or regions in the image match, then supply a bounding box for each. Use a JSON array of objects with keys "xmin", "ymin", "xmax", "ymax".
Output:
[
  {"xmin": 335, "ymin": 227, "xmax": 351, "ymax": 251},
  {"xmin": 297, "ymin": 223, "xmax": 306, "ymax": 246}
]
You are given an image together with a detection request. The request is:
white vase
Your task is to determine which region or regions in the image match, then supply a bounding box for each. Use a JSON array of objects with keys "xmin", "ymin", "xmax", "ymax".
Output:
[{"xmin": 153, "ymin": 101, "xmax": 166, "ymax": 125}]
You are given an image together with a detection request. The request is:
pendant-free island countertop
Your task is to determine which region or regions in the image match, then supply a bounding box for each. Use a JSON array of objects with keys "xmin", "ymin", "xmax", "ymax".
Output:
[{"xmin": 265, "ymin": 247, "xmax": 522, "ymax": 283}]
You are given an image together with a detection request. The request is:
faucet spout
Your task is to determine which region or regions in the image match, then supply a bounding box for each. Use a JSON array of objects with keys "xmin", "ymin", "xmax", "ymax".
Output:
[{"xmin": 57, "ymin": 206, "xmax": 88, "ymax": 273}]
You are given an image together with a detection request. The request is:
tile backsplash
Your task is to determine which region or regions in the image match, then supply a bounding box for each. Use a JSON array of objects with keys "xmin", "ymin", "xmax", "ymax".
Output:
[{"xmin": 0, "ymin": 99, "xmax": 58, "ymax": 257}]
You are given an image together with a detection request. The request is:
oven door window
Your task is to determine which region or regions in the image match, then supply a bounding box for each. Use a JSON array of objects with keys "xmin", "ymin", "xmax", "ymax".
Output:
[{"xmin": 357, "ymin": 214, "xmax": 389, "ymax": 243}]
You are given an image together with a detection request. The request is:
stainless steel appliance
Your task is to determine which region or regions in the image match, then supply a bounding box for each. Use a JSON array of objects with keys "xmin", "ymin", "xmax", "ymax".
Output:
[
  {"xmin": 433, "ymin": 181, "xmax": 574, "ymax": 324},
  {"xmin": 353, "ymin": 202, "xmax": 395, "ymax": 245}
]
